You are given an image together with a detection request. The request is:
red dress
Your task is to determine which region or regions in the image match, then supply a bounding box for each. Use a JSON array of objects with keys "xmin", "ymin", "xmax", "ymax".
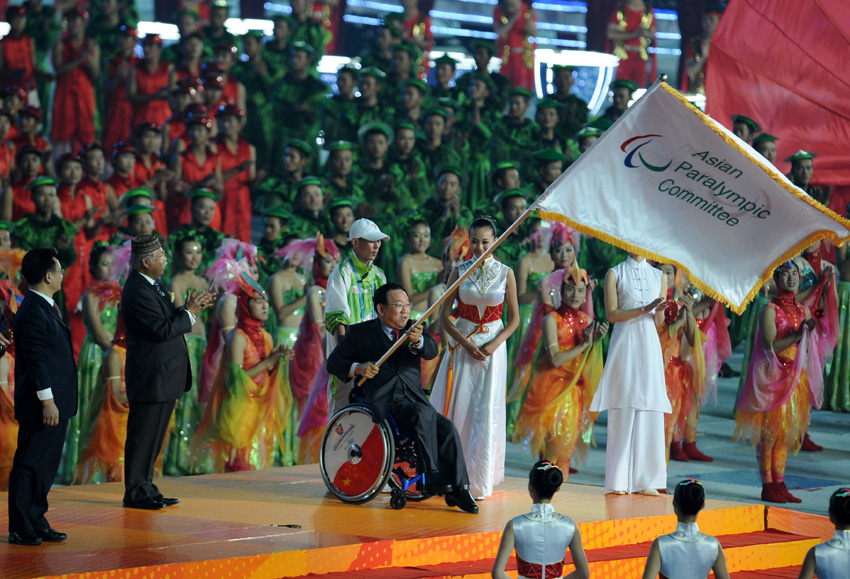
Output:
[
  {"xmin": 494, "ymin": 3, "xmax": 536, "ymax": 90},
  {"xmin": 133, "ymin": 60, "xmax": 172, "ymax": 128},
  {"xmin": 0, "ymin": 142, "xmax": 14, "ymax": 180},
  {"xmin": 0, "ymin": 34, "xmax": 35, "ymax": 92},
  {"xmin": 220, "ymin": 77, "xmax": 240, "ymax": 107},
  {"xmin": 11, "ymin": 179, "xmax": 35, "ymax": 221},
  {"xmin": 216, "ymin": 135, "xmax": 252, "ymax": 241},
  {"xmin": 402, "ymin": 11, "xmax": 433, "ymax": 78},
  {"xmin": 175, "ymin": 62, "xmax": 201, "ymax": 83},
  {"xmin": 52, "ymin": 37, "xmax": 96, "ymax": 149},
  {"xmin": 106, "ymin": 171, "xmax": 136, "ymax": 200},
  {"xmin": 608, "ymin": 2, "xmax": 657, "ymax": 87},
  {"xmin": 103, "ymin": 53, "xmax": 139, "ymax": 150},
  {"xmin": 174, "ymin": 146, "xmax": 221, "ymax": 231},
  {"xmin": 78, "ymin": 176, "xmax": 113, "ymax": 242},
  {"xmin": 132, "ymin": 155, "xmax": 169, "ymax": 235},
  {"xmin": 57, "ymin": 184, "xmax": 90, "ymax": 356},
  {"xmin": 165, "ymin": 114, "xmax": 187, "ymax": 149}
]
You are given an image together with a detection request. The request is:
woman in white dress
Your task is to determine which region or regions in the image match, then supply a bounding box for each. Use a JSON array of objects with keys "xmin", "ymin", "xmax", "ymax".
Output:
[
  {"xmin": 590, "ymin": 253, "xmax": 670, "ymax": 495},
  {"xmin": 430, "ymin": 218, "xmax": 519, "ymax": 499}
]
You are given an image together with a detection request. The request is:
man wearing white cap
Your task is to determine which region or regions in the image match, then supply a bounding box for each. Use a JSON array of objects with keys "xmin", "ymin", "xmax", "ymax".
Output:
[{"xmin": 323, "ymin": 218, "xmax": 389, "ymax": 414}]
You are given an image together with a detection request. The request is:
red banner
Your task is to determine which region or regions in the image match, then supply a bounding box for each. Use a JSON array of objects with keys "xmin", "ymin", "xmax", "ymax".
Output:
[{"xmin": 705, "ymin": 0, "xmax": 850, "ymax": 194}]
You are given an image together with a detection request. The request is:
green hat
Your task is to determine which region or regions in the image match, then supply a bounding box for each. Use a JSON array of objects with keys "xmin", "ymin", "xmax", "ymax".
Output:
[
  {"xmin": 437, "ymin": 97, "xmax": 460, "ymax": 111},
  {"xmin": 436, "ymin": 164, "xmax": 463, "ymax": 179},
  {"xmin": 264, "ymin": 207, "xmax": 293, "ymax": 220},
  {"xmin": 533, "ymin": 149, "xmax": 568, "ymax": 164},
  {"xmin": 338, "ymin": 64, "xmax": 360, "ymax": 79},
  {"xmin": 471, "ymin": 72, "xmax": 497, "ymax": 92},
  {"xmin": 394, "ymin": 42, "xmax": 420, "ymax": 59},
  {"xmin": 360, "ymin": 66, "xmax": 386, "ymax": 80},
  {"xmin": 424, "ymin": 107, "xmax": 448, "ymax": 120},
  {"xmin": 751, "ymin": 133, "xmax": 779, "ymax": 145},
  {"xmin": 434, "ymin": 54, "xmax": 457, "ymax": 68},
  {"xmin": 610, "ymin": 79, "xmax": 638, "ymax": 92},
  {"xmin": 244, "ymin": 30, "xmax": 265, "ymax": 40},
  {"xmin": 27, "ymin": 176, "xmax": 57, "ymax": 191},
  {"xmin": 327, "ymin": 198, "xmax": 354, "ymax": 212},
  {"xmin": 271, "ymin": 13, "xmax": 294, "ymax": 25},
  {"xmin": 189, "ymin": 188, "xmax": 221, "ymax": 202},
  {"xmin": 509, "ymin": 87, "xmax": 534, "ymax": 99},
  {"xmin": 176, "ymin": 9, "xmax": 201, "ymax": 20},
  {"xmin": 394, "ymin": 121, "xmax": 417, "ymax": 133},
  {"xmin": 587, "ymin": 116, "xmax": 614, "ymax": 132},
  {"xmin": 291, "ymin": 40, "xmax": 316, "ymax": 56},
  {"xmin": 211, "ymin": 0, "xmax": 231, "ymax": 10},
  {"xmin": 382, "ymin": 15, "xmax": 403, "ymax": 38},
  {"xmin": 404, "ymin": 78, "xmax": 429, "ymax": 94},
  {"xmin": 297, "ymin": 176, "xmax": 323, "ymax": 191},
  {"xmin": 123, "ymin": 204, "xmax": 157, "ymax": 217},
  {"xmin": 383, "ymin": 12, "xmax": 404, "ymax": 24},
  {"xmin": 784, "ymin": 150, "xmax": 818, "ymax": 163},
  {"xmin": 535, "ymin": 97, "xmax": 562, "ymax": 110},
  {"xmin": 552, "ymin": 64, "xmax": 575, "ymax": 73},
  {"xmin": 358, "ymin": 121, "xmax": 393, "ymax": 145},
  {"xmin": 493, "ymin": 160, "xmax": 518, "ymax": 173},
  {"xmin": 472, "ymin": 40, "xmax": 495, "ymax": 55},
  {"xmin": 0, "ymin": 220, "xmax": 13, "ymax": 232},
  {"xmin": 118, "ymin": 187, "xmax": 153, "ymax": 208},
  {"xmin": 731, "ymin": 114, "xmax": 761, "ymax": 134},
  {"xmin": 286, "ymin": 138, "xmax": 313, "ymax": 157},
  {"xmin": 325, "ymin": 140, "xmax": 354, "ymax": 152},
  {"xmin": 493, "ymin": 188, "xmax": 528, "ymax": 206},
  {"xmin": 574, "ymin": 127, "xmax": 603, "ymax": 141}
]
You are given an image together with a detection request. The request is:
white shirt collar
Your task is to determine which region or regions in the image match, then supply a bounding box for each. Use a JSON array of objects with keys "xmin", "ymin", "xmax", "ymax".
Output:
[
  {"xmin": 138, "ymin": 271, "xmax": 157, "ymax": 285},
  {"xmin": 627, "ymin": 256, "xmax": 648, "ymax": 268},
  {"xmin": 30, "ymin": 289, "xmax": 55, "ymax": 308},
  {"xmin": 379, "ymin": 319, "xmax": 399, "ymax": 339}
]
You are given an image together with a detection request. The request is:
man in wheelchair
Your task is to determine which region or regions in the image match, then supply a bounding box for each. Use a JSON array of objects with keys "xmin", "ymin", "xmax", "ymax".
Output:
[{"xmin": 327, "ymin": 283, "xmax": 479, "ymax": 514}]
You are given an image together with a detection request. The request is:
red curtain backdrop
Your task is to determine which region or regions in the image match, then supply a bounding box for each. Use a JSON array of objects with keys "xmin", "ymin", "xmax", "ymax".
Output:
[{"xmin": 705, "ymin": 0, "xmax": 850, "ymax": 212}]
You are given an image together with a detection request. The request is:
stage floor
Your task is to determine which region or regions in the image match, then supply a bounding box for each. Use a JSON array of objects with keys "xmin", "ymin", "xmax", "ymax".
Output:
[{"xmin": 0, "ymin": 465, "xmax": 829, "ymax": 579}]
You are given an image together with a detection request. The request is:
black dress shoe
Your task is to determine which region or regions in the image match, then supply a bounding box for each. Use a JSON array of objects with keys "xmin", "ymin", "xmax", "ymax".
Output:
[
  {"xmin": 8, "ymin": 531, "xmax": 42, "ymax": 546},
  {"xmin": 123, "ymin": 497, "xmax": 165, "ymax": 510},
  {"xmin": 423, "ymin": 471, "xmax": 453, "ymax": 495},
  {"xmin": 445, "ymin": 486, "xmax": 478, "ymax": 514},
  {"xmin": 35, "ymin": 528, "xmax": 67, "ymax": 542},
  {"xmin": 157, "ymin": 497, "xmax": 180, "ymax": 506}
]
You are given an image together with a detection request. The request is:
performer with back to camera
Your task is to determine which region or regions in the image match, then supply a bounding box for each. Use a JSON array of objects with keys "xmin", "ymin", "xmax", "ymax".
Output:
[
  {"xmin": 327, "ymin": 282, "xmax": 478, "ymax": 514},
  {"xmin": 120, "ymin": 235, "xmax": 216, "ymax": 510}
]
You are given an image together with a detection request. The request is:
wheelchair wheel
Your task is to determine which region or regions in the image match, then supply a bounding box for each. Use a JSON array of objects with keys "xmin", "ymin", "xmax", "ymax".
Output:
[
  {"xmin": 389, "ymin": 489, "xmax": 407, "ymax": 510},
  {"xmin": 320, "ymin": 404, "xmax": 394, "ymax": 504}
]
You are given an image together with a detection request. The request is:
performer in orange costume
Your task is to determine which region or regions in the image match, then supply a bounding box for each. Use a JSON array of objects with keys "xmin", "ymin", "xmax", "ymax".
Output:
[{"xmin": 513, "ymin": 265, "xmax": 606, "ymax": 479}]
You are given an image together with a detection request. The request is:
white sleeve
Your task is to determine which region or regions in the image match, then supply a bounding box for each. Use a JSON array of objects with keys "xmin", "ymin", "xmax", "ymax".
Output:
[{"xmin": 324, "ymin": 267, "xmax": 351, "ymax": 319}]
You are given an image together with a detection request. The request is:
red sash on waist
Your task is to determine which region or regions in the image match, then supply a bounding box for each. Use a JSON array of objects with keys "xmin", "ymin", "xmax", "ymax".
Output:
[
  {"xmin": 456, "ymin": 297, "xmax": 503, "ymax": 325},
  {"xmin": 515, "ymin": 556, "xmax": 564, "ymax": 579}
]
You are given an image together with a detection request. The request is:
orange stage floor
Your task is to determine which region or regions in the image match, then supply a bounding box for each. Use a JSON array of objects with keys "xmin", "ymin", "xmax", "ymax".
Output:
[{"xmin": 0, "ymin": 465, "xmax": 832, "ymax": 579}]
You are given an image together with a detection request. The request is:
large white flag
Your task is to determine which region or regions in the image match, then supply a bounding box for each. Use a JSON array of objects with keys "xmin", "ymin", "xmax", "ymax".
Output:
[{"xmin": 534, "ymin": 81, "xmax": 850, "ymax": 314}]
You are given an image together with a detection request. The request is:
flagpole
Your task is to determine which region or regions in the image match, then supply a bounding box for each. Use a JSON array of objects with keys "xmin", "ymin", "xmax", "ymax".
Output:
[{"xmin": 356, "ymin": 207, "xmax": 535, "ymax": 385}]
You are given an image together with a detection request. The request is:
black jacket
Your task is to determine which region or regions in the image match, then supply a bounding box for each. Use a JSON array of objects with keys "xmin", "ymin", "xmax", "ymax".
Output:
[
  {"xmin": 327, "ymin": 318, "xmax": 438, "ymax": 423},
  {"xmin": 121, "ymin": 270, "xmax": 192, "ymax": 403},
  {"xmin": 12, "ymin": 291, "xmax": 77, "ymax": 421}
]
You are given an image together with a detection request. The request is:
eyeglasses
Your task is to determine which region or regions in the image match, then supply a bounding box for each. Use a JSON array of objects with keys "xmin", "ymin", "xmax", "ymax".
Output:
[{"xmin": 386, "ymin": 303, "xmax": 412, "ymax": 310}]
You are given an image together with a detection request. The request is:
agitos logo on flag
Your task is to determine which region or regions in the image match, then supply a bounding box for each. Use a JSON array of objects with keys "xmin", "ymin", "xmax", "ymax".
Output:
[{"xmin": 533, "ymin": 81, "xmax": 850, "ymax": 313}]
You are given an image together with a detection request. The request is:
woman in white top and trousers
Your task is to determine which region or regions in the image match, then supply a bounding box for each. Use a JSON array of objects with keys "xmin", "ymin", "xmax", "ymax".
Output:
[{"xmin": 591, "ymin": 254, "xmax": 670, "ymax": 495}]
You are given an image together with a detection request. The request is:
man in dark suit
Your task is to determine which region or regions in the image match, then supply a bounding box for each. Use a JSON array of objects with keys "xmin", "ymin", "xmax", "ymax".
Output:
[
  {"xmin": 121, "ymin": 235, "xmax": 215, "ymax": 510},
  {"xmin": 8, "ymin": 247, "xmax": 75, "ymax": 546},
  {"xmin": 327, "ymin": 282, "xmax": 478, "ymax": 514}
]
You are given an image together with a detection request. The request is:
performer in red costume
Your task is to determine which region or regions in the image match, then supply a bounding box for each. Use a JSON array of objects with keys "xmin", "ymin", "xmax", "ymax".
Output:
[
  {"xmin": 51, "ymin": 7, "xmax": 100, "ymax": 155},
  {"xmin": 735, "ymin": 262, "xmax": 823, "ymax": 504},
  {"xmin": 494, "ymin": 0, "xmax": 537, "ymax": 91},
  {"xmin": 215, "ymin": 105, "xmax": 255, "ymax": 241},
  {"xmin": 128, "ymin": 34, "xmax": 173, "ymax": 129},
  {"xmin": 606, "ymin": 0, "xmax": 657, "ymax": 88}
]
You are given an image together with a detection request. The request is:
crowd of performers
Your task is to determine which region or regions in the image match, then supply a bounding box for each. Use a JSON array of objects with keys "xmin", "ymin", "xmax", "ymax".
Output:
[{"xmin": 0, "ymin": 0, "xmax": 844, "ymax": 511}]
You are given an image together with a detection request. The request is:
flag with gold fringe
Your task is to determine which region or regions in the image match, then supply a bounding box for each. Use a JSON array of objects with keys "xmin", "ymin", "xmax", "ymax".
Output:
[{"xmin": 533, "ymin": 81, "xmax": 850, "ymax": 314}]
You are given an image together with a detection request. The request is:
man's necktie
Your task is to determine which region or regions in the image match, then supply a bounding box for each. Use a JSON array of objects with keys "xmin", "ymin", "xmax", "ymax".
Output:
[
  {"xmin": 153, "ymin": 280, "xmax": 166, "ymax": 298},
  {"xmin": 391, "ymin": 329, "xmax": 401, "ymax": 342},
  {"xmin": 53, "ymin": 302, "xmax": 63, "ymax": 319}
]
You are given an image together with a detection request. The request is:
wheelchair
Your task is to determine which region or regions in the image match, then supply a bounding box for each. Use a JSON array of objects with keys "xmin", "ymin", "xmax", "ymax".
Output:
[{"xmin": 319, "ymin": 401, "xmax": 434, "ymax": 510}]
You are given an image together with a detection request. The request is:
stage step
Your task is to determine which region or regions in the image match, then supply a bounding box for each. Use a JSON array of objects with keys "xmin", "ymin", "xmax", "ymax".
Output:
[
  {"xmin": 284, "ymin": 530, "xmax": 818, "ymax": 579},
  {"xmin": 729, "ymin": 567, "xmax": 802, "ymax": 579}
]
